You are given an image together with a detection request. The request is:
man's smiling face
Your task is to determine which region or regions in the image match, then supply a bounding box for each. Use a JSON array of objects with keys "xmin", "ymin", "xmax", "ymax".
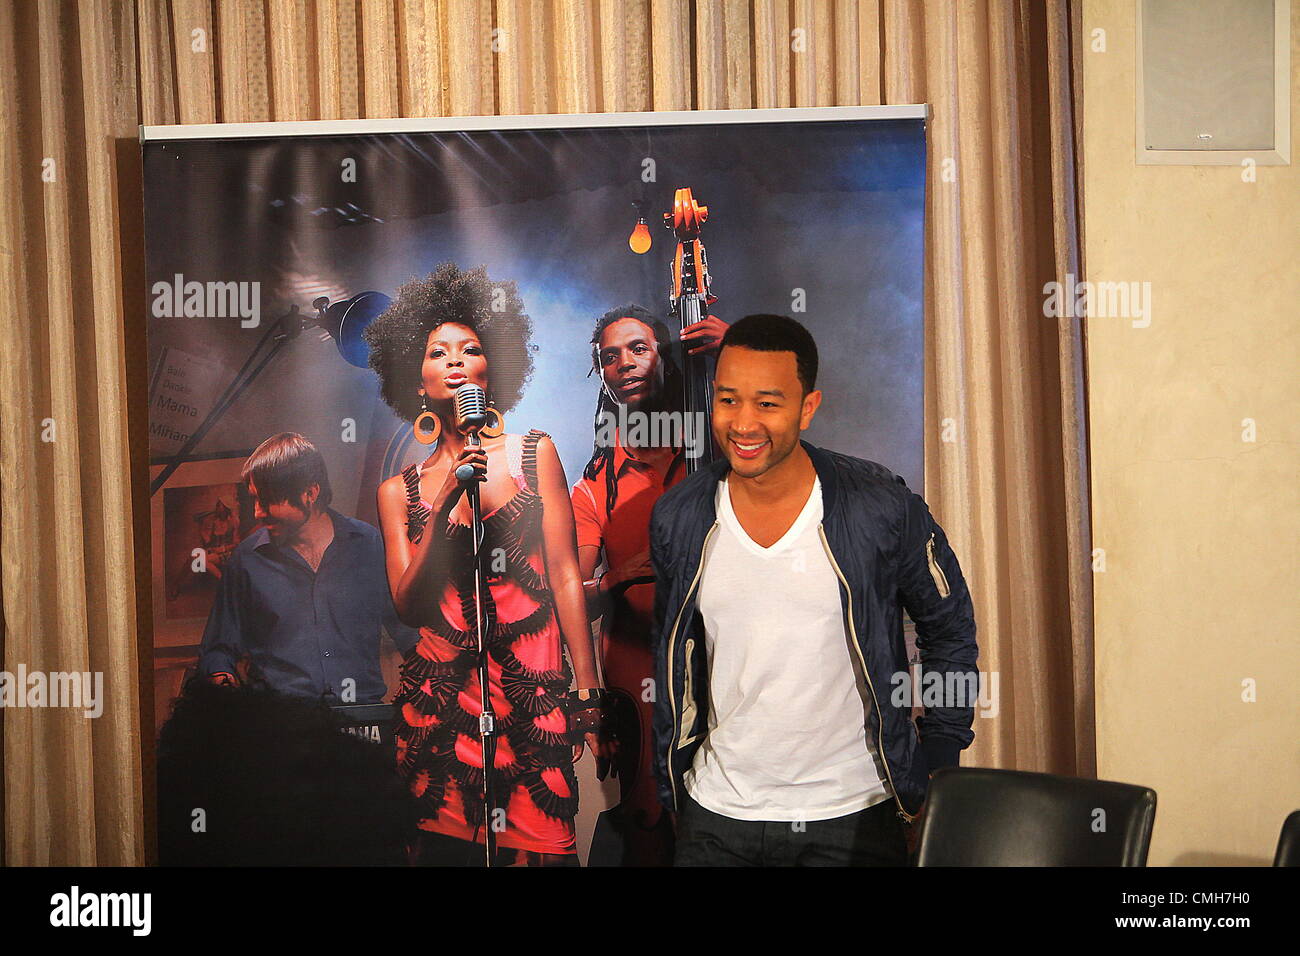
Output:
[{"xmin": 711, "ymin": 345, "xmax": 821, "ymax": 480}]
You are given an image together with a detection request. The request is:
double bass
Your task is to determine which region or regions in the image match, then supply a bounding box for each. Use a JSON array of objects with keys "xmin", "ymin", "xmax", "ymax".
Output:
[{"xmin": 664, "ymin": 187, "xmax": 718, "ymax": 473}]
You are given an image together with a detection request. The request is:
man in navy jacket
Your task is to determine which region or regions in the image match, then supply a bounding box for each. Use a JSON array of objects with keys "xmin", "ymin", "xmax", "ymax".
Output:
[{"xmin": 649, "ymin": 315, "xmax": 979, "ymax": 866}]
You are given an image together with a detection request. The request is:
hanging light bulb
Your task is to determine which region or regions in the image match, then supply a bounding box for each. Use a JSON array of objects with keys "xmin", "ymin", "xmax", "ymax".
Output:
[
  {"xmin": 628, "ymin": 200, "xmax": 652, "ymax": 254},
  {"xmin": 629, "ymin": 220, "xmax": 652, "ymax": 254}
]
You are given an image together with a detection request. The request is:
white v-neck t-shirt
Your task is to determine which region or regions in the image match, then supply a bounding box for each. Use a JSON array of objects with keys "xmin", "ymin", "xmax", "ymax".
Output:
[{"xmin": 683, "ymin": 476, "xmax": 893, "ymax": 821}]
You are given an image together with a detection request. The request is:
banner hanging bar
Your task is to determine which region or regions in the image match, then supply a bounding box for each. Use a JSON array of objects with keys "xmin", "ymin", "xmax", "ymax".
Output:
[{"xmin": 140, "ymin": 104, "xmax": 929, "ymax": 144}]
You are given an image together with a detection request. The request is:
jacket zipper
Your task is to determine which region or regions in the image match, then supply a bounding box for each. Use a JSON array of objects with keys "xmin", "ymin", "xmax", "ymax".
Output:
[
  {"xmin": 665, "ymin": 522, "xmax": 719, "ymax": 812},
  {"xmin": 817, "ymin": 524, "xmax": 917, "ymax": 826},
  {"xmin": 926, "ymin": 532, "xmax": 951, "ymax": 598}
]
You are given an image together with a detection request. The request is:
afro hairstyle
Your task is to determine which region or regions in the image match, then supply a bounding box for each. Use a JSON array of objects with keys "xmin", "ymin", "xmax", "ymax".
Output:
[{"xmin": 363, "ymin": 262, "xmax": 536, "ymax": 421}]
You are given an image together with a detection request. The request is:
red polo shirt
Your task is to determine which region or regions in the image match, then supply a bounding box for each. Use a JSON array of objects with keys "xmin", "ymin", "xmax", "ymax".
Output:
[{"xmin": 571, "ymin": 436, "xmax": 686, "ymax": 649}]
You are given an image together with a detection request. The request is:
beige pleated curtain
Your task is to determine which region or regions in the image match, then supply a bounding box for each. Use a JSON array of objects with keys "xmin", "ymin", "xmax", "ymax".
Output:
[{"xmin": 0, "ymin": 0, "xmax": 1091, "ymax": 866}]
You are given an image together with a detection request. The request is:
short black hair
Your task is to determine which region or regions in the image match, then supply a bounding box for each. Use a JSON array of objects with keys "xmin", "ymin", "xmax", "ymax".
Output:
[
  {"xmin": 363, "ymin": 262, "xmax": 535, "ymax": 420},
  {"xmin": 719, "ymin": 314, "xmax": 819, "ymax": 395}
]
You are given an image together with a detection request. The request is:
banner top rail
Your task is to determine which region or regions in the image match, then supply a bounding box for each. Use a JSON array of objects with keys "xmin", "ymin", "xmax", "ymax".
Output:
[{"xmin": 140, "ymin": 104, "xmax": 928, "ymax": 143}]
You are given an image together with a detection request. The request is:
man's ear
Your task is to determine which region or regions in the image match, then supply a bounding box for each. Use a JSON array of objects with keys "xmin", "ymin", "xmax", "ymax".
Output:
[
  {"xmin": 302, "ymin": 483, "xmax": 320, "ymax": 511},
  {"xmin": 800, "ymin": 389, "xmax": 823, "ymax": 431}
]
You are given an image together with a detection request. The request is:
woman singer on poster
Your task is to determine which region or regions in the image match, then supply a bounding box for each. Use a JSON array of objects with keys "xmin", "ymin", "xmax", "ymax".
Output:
[{"xmin": 365, "ymin": 263, "xmax": 612, "ymax": 866}]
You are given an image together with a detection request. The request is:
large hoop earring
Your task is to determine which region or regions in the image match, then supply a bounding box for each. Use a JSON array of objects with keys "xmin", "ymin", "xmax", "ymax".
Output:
[
  {"xmin": 480, "ymin": 405, "xmax": 505, "ymax": 439},
  {"xmin": 413, "ymin": 395, "xmax": 441, "ymax": 445}
]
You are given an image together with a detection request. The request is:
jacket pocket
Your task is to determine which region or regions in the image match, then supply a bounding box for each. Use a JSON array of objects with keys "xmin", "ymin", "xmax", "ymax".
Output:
[
  {"xmin": 678, "ymin": 637, "xmax": 699, "ymax": 748},
  {"xmin": 926, "ymin": 533, "xmax": 951, "ymax": 599}
]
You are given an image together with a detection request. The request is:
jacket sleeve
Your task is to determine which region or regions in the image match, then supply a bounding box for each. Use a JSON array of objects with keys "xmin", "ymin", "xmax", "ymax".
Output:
[
  {"xmin": 895, "ymin": 481, "xmax": 979, "ymax": 773},
  {"xmin": 648, "ymin": 499, "xmax": 675, "ymax": 811}
]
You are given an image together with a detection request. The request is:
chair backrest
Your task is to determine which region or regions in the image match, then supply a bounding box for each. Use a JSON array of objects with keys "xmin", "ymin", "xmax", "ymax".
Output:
[
  {"xmin": 1274, "ymin": 810, "xmax": 1300, "ymax": 866},
  {"xmin": 914, "ymin": 767, "xmax": 1156, "ymax": 866}
]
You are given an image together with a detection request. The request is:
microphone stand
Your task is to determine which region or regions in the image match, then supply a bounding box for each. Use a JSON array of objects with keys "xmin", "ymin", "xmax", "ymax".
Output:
[
  {"xmin": 149, "ymin": 306, "xmax": 306, "ymax": 496},
  {"xmin": 149, "ymin": 292, "xmax": 390, "ymax": 498},
  {"xmin": 457, "ymin": 426, "xmax": 497, "ymax": 867}
]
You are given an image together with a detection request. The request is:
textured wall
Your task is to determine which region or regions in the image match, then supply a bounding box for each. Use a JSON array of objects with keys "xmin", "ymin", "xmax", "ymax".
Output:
[{"xmin": 1083, "ymin": 0, "xmax": 1299, "ymax": 865}]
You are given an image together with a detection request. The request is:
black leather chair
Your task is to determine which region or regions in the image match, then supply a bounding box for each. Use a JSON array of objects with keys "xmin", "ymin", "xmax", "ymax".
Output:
[
  {"xmin": 1274, "ymin": 810, "xmax": 1300, "ymax": 866},
  {"xmin": 914, "ymin": 767, "xmax": 1156, "ymax": 866}
]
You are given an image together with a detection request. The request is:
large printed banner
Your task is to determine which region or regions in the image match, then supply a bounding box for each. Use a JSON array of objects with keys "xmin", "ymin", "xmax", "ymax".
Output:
[{"xmin": 143, "ymin": 107, "xmax": 927, "ymax": 866}]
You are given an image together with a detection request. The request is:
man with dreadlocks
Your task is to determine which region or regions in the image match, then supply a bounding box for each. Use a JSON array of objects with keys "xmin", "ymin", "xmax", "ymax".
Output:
[{"xmin": 571, "ymin": 304, "xmax": 726, "ymax": 866}]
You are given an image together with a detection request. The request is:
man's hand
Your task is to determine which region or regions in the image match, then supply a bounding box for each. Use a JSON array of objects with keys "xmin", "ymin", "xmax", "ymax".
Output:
[
  {"xmin": 568, "ymin": 694, "xmax": 620, "ymax": 772},
  {"xmin": 572, "ymin": 730, "xmax": 619, "ymax": 771},
  {"xmin": 680, "ymin": 314, "xmax": 728, "ymax": 355}
]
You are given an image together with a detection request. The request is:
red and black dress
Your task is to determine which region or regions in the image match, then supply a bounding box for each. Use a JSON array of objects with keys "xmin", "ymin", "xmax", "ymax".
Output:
[{"xmin": 395, "ymin": 430, "xmax": 578, "ymax": 857}]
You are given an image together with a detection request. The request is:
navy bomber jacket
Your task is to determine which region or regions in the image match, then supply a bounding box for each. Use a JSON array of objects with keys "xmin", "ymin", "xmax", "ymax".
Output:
[{"xmin": 648, "ymin": 441, "xmax": 979, "ymax": 823}]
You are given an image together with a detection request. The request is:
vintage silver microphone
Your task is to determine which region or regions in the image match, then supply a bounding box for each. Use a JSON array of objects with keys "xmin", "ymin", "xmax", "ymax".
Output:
[
  {"xmin": 454, "ymin": 382, "xmax": 491, "ymax": 434},
  {"xmin": 453, "ymin": 382, "xmax": 489, "ymax": 481},
  {"xmin": 452, "ymin": 379, "xmax": 498, "ymax": 866}
]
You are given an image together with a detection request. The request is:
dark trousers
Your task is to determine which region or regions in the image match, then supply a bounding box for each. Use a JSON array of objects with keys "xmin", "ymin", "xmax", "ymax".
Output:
[{"xmin": 674, "ymin": 792, "xmax": 910, "ymax": 867}]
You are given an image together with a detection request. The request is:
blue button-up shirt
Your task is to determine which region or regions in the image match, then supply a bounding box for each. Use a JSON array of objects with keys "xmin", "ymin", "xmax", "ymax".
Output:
[{"xmin": 198, "ymin": 508, "xmax": 415, "ymax": 704}]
